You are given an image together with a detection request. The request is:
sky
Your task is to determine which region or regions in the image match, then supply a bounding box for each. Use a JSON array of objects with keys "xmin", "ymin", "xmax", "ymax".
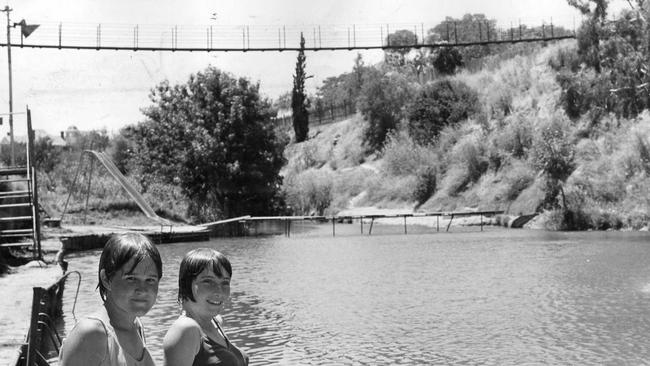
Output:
[{"xmin": 0, "ymin": 0, "xmax": 630, "ymax": 136}]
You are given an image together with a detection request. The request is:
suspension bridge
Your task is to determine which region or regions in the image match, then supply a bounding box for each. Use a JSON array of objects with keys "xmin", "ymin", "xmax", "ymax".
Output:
[{"xmin": 0, "ymin": 18, "xmax": 576, "ymax": 52}]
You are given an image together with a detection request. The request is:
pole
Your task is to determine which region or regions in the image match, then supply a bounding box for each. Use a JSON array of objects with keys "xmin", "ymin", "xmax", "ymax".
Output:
[
  {"xmin": 3, "ymin": 6, "xmax": 14, "ymax": 166},
  {"xmin": 27, "ymin": 108, "xmax": 41, "ymax": 259}
]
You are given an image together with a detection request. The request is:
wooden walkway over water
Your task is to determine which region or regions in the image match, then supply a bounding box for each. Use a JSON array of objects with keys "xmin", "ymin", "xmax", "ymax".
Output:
[{"xmin": 202, "ymin": 210, "xmax": 505, "ymax": 237}]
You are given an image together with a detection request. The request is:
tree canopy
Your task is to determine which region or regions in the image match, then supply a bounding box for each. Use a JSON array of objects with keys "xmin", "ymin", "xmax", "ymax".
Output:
[{"xmin": 128, "ymin": 67, "xmax": 286, "ymax": 220}]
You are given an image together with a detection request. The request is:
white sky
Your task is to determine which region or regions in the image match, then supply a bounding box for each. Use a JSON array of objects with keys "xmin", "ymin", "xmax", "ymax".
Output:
[{"xmin": 0, "ymin": 0, "xmax": 629, "ymax": 135}]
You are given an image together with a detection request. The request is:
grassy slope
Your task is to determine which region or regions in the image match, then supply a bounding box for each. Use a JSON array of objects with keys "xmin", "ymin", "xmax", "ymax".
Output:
[{"xmin": 283, "ymin": 41, "xmax": 650, "ymax": 230}]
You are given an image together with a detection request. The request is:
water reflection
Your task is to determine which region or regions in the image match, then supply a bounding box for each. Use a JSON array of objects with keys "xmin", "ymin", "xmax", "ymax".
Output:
[{"xmin": 59, "ymin": 229, "xmax": 650, "ymax": 365}]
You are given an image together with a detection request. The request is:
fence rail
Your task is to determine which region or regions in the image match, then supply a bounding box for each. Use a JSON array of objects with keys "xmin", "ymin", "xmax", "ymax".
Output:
[{"xmin": 273, "ymin": 102, "xmax": 356, "ymax": 128}]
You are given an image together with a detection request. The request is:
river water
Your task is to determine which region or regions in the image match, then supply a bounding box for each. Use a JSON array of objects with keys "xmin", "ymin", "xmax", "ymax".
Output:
[{"xmin": 60, "ymin": 227, "xmax": 650, "ymax": 365}]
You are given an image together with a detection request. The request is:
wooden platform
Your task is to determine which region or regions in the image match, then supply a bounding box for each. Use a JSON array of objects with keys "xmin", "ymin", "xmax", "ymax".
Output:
[{"xmin": 54, "ymin": 224, "xmax": 210, "ymax": 252}]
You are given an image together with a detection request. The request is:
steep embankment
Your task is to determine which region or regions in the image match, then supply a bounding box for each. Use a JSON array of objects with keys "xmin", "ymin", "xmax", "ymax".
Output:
[{"xmin": 283, "ymin": 41, "xmax": 650, "ymax": 230}]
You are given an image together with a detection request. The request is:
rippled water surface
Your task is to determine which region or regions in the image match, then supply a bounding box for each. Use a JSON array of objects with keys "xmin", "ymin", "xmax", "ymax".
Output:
[{"xmin": 60, "ymin": 228, "xmax": 650, "ymax": 365}]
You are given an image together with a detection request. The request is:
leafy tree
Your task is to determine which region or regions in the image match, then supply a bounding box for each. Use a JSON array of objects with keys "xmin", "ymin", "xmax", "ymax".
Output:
[
  {"xmin": 317, "ymin": 74, "xmax": 356, "ymax": 108},
  {"xmin": 556, "ymin": 1, "xmax": 650, "ymax": 120},
  {"xmin": 432, "ymin": 47, "xmax": 463, "ymax": 75},
  {"xmin": 129, "ymin": 66, "xmax": 286, "ymax": 220},
  {"xmin": 273, "ymin": 91, "xmax": 292, "ymax": 110},
  {"xmin": 385, "ymin": 29, "xmax": 418, "ymax": 66},
  {"xmin": 107, "ymin": 133, "xmax": 133, "ymax": 173},
  {"xmin": 429, "ymin": 14, "xmax": 496, "ymax": 63},
  {"xmin": 292, "ymin": 32, "xmax": 309, "ymax": 142},
  {"xmin": 407, "ymin": 79, "xmax": 479, "ymax": 145},
  {"xmin": 358, "ymin": 69, "xmax": 413, "ymax": 151}
]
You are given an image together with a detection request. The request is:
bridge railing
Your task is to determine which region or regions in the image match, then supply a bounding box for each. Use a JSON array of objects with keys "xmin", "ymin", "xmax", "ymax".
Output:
[{"xmin": 1, "ymin": 17, "xmax": 577, "ymax": 52}]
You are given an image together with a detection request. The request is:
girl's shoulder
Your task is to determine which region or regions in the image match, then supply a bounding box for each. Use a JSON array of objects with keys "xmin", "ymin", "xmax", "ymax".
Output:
[
  {"xmin": 171, "ymin": 314, "xmax": 202, "ymax": 331},
  {"xmin": 60, "ymin": 318, "xmax": 108, "ymax": 365},
  {"xmin": 164, "ymin": 315, "xmax": 202, "ymax": 344},
  {"xmin": 69, "ymin": 316, "xmax": 109, "ymax": 340},
  {"xmin": 163, "ymin": 315, "xmax": 202, "ymax": 360}
]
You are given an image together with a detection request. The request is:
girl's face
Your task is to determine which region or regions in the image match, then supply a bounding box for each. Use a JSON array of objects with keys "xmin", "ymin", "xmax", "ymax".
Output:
[
  {"xmin": 190, "ymin": 266, "xmax": 231, "ymax": 316},
  {"xmin": 104, "ymin": 256, "xmax": 160, "ymax": 318}
]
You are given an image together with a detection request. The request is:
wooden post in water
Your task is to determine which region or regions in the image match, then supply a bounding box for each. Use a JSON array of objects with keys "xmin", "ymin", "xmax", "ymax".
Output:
[
  {"xmin": 369, "ymin": 217, "xmax": 375, "ymax": 235},
  {"xmin": 446, "ymin": 214, "xmax": 454, "ymax": 232},
  {"xmin": 480, "ymin": 214, "xmax": 483, "ymax": 231},
  {"xmin": 332, "ymin": 216, "xmax": 335, "ymax": 237},
  {"xmin": 403, "ymin": 215, "xmax": 407, "ymax": 234},
  {"xmin": 436, "ymin": 215, "xmax": 439, "ymax": 232},
  {"xmin": 360, "ymin": 217, "xmax": 363, "ymax": 234}
]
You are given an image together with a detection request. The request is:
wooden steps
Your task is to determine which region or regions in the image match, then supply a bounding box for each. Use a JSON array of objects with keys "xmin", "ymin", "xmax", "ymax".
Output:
[{"xmin": 0, "ymin": 164, "xmax": 37, "ymax": 250}]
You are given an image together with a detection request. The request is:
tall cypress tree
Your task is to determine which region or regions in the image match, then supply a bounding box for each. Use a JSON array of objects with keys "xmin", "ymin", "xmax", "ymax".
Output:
[{"xmin": 291, "ymin": 32, "xmax": 309, "ymax": 142}]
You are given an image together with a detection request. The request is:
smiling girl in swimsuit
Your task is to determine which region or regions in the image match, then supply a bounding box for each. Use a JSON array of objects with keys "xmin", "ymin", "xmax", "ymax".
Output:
[{"xmin": 163, "ymin": 248, "xmax": 248, "ymax": 366}]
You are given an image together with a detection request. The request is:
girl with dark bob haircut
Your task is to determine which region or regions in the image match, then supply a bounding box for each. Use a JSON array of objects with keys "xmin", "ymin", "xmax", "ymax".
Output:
[
  {"xmin": 164, "ymin": 248, "xmax": 248, "ymax": 366},
  {"xmin": 177, "ymin": 248, "xmax": 232, "ymax": 303},
  {"xmin": 98, "ymin": 233, "xmax": 163, "ymax": 301},
  {"xmin": 60, "ymin": 233, "xmax": 162, "ymax": 366}
]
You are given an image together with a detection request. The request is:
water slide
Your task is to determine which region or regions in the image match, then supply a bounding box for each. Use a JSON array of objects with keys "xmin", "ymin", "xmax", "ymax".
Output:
[{"xmin": 86, "ymin": 150, "xmax": 171, "ymax": 225}]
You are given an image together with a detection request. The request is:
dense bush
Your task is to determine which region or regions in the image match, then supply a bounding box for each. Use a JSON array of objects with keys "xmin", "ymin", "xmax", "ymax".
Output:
[
  {"xmin": 358, "ymin": 69, "xmax": 413, "ymax": 151},
  {"xmin": 530, "ymin": 114, "xmax": 576, "ymax": 209},
  {"xmin": 406, "ymin": 79, "xmax": 479, "ymax": 145},
  {"xmin": 381, "ymin": 131, "xmax": 437, "ymax": 176},
  {"xmin": 432, "ymin": 47, "xmax": 463, "ymax": 75},
  {"xmin": 284, "ymin": 168, "xmax": 333, "ymax": 215},
  {"xmin": 412, "ymin": 166, "xmax": 437, "ymax": 206},
  {"xmin": 491, "ymin": 114, "xmax": 534, "ymax": 158}
]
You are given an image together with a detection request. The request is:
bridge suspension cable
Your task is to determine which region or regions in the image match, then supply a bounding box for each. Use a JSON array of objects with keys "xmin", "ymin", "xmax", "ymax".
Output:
[{"xmin": 0, "ymin": 18, "xmax": 576, "ymax": 52}]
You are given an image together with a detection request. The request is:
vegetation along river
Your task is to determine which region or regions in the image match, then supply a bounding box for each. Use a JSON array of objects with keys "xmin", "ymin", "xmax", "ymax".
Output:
[{"xmin": 60, "ymin": 228, "xmax": 650, "ymax": 365}]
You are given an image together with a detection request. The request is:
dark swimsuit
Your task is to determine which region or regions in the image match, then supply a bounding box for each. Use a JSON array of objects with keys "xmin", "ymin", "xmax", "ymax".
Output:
[{"xmin": 192, "ymin": 320, "xmax": 248, "ymax": 366}]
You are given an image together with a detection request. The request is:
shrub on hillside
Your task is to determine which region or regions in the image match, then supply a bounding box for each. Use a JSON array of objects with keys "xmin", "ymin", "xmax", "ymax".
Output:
[
  {"xmin": 330, "ymin": 168, "xmax": 375, "ymax": 211},
  {"xmin": 433, "ymin": 122, "xmax": 477, "ymax": 174},
  {"xmin": 455, "ymin": 136, "xmax": 489, "ymax": 184},
  {"xmin": 283, "ymin": 168, "xmax": 333, "ymax": 215},
  {"xmin": 432, "ymin": 47, "xmax": 463, "ymax": 75},
  {"xmin": 503, "ymin": 161, "xmax": 535, "ymax": 201},
  {"xmin": 381, "ymin": 131, "xmax": 437, "ymax": 176},
  {"xmin": 491, "ymin": 114, "xmax": 534, "ymax": 159},
  {"xmin": 556, "ymin": 68, "xmax": 612, "ymax": 122},
  {"xmin": 412, "ymin": 166, "xmax": 437, "ymax": 206},
  {"xmin": 406, "ymin": 79, "xmax": 479, "ymax": 145},
  {"xmin": 530, "ymin": 114, "xmax": 576, "ymax": 209},
  {"xmin": 547, "ymin": 45, "xmax": 580, "ymax": 73},
  {"xmin": 363, "ymin": 174, "xmax": 417, "ymax": 204}
]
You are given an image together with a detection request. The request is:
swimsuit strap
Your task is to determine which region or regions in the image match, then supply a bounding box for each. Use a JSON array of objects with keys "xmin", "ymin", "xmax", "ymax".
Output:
[{"xmin": 212, "ymin": 317, "xmax": 231, "ymax": 350}]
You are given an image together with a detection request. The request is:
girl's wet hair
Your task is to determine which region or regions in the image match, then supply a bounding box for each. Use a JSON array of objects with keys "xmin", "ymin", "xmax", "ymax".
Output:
[
  {"xmin": 97, "ymin": 233, "xmax": 163, "ymax": 301},
  {"xmin": 178, "ymin": 248, "xmax": 232, "ymax": 303}
]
